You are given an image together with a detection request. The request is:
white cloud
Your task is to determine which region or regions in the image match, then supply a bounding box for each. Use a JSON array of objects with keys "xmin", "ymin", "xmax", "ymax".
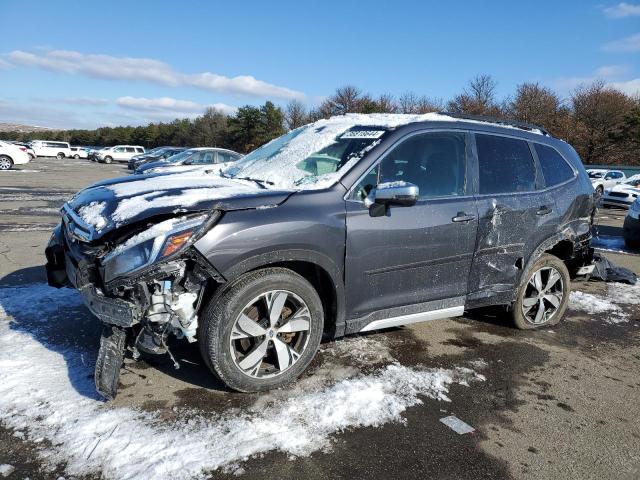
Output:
[
  {"xmin": 116, "ymin": 96, "xmax": 236, "ymax": 115},
  {"xmin": 6, "ymin": 49, "xmax": 305, "ymax": 100},
  {"xmin": 602, "ymin": 33, "xmax": 640, "ymax": 52},
  {"xmin": 603, "ymin": 2, "xmax": 640, "ymax": 18},
  {"xmin": 555, "ymin": 64, "xmax": 629, "ymax": 91},
  {"xmin": 595, "ymin": 64, "xmax": 630, "ymax": 77},
  {"xmin": 39, "ymin": 97, "xmax": 110, "ymax": 106},
  {"xmin": 607, "ymin": 78, "xmax": 640, "ymax": 95}
]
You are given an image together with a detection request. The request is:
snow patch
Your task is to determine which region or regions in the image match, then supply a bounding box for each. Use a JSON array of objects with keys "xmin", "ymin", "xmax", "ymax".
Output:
[
  {"xmin": 78, "ymin": 201, "xmax": 107, "ymax": 231},
  {"xmin": 0, "ymin": 465, "xmax": 15, "ymax": 478},
  {"xmin": 569, "ymin": 290, "xmax": 629, "ymax": 324},
  {"xmin": 0, "ymin": 283, "xmax": 483, "ymax": 480}
]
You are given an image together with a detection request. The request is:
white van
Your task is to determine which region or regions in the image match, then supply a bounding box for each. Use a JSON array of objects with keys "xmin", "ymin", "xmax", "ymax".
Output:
[
  {"xmin": 30, "ymin": 140, "xmax": 72, "ymax": 159},
  {"xmin": 96, "ymin": 145, "xmax": 145, "ymax": 164}
]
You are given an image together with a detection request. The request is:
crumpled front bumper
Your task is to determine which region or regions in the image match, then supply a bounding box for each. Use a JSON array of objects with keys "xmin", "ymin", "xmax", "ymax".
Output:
[{"xmin": 45, "ymin": 224, "xmax": 141, "ymax": 327}]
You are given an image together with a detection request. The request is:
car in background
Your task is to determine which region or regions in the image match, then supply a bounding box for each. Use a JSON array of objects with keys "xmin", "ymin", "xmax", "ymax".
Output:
[
  {"xmin": 128, "ymin": 147, "xmax": 187, "ymax": 170},
  {"xmin": 9, "ymin": 142, "xmax": 35, "ymax": 160},
  {"xmin": 127, "ymin": 146, "xmax": 173, "ymax": 170},
  {"xmin": 0, "ymin": 140, "xmax": 31, "ymax": 170},
  {"xmin": 96, "ymin": 145, "xmax": 145, "ymax": 164},
  {"xmin": 30, "ymin": 140, "xmax": 72, "ymax": 159},
  {"xmin": 623, "ymin": 198, "xmax": 640, "ymax": 249},
  {"xmin": 70, "ymin": 147, "xmax": 89, "ymax": 159},
  {"xmin": 87, "ymin": 147, "xmax": 106, "ymax": 162},
  {"xmin": 134, "ymin": 147, "xmax": 242, "ymax": 175},
  {"xmin": 601, "ymin": 175, "xmax": 640, "ymax": 209},
  {"xmin": 587, "ymin": 168, "xmax": 626, "ymax": 195}
]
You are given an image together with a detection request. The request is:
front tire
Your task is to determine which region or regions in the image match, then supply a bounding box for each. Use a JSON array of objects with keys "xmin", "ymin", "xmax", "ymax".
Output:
[
  {"xmin": 56, "ymin": 152, "xmax": 64, "ymax": 160},
  {"xmin": 595, "ymin": 185, "xmax": 603, "ymax": 195},
  {"xmin": 0, "ymin": 155, "xmax": 13, "ymax": 170},
  {"xmin": 199, "ymin": 268, "xmax": 324, "ymax": 392},
  {"xmin": 74, "ymin": 154, "xmax": 80, "ymax": 159},
  {"xmin": 103, "ymin": 156, "xmax": 113, "ymax": 164},
  {"xmin": 510, "ymin": 254, "xmax": 570, "ymax": 330}
]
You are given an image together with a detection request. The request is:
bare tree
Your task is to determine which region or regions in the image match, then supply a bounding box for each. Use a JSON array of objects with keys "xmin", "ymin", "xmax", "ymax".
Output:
[
  {"xmin": 571, "ymin": 80, "xmax": 635, "ymax": 164},
  {"xmin": 284, "ymin": 100, "xmax": 308, "ymax": 130},
  {"xmin": 447, "ymin": 74, "xmax": 501, "ymax": 116}
]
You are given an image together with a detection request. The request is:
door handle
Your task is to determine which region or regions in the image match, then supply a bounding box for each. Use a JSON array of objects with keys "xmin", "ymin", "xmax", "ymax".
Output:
[
  {"xmin": 536, "ymin": 205, "xmax": 552, "ymax": 216},
  {"xmin": 452, "ymin": 212, "xmax": 476, "ymax": 223}
]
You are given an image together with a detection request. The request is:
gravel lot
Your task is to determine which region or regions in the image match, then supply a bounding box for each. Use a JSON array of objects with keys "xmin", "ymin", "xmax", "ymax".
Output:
[{"xmin": 0, "ymin": 157, "xmax": 639, "ymax": 480}]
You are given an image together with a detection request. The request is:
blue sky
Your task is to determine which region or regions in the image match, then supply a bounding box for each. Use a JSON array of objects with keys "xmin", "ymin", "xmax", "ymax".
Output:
[{"xmin": 1, "ymin": 0, "xmax": 639, "ymax": 129}]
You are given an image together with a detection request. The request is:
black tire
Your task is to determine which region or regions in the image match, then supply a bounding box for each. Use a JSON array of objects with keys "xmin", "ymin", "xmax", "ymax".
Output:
[
  {"xmin": 595, "ymin": 186, "xmax": 603, "ymax": 195},
  {"xmin": 103, "ymin": 156, "xmax": 113, "ymax": 164},
  {"xmin": 510, "ymin": 253, "xmax": 570, "ymax": 330},
  {"xmin": 56, "ymin": 152, "xmax": 64, "ymax": 160},
  {"xmin": 0, "ymin": 155, "xmax": 13, "ymax": 170},
  {"xmin": 28, "ymin": 154, "xmax": 35, "ymax": 161},
  {"xmin": 625, "ymin": 238, "xmax": 640, "ymax": 250},
  {"xmin": 199, "ymin": 267, "xmax": 324, "ymax": 392},
  {"xmin": 74, "ymin": 154, "xmax": 80, "ymax": 159}
]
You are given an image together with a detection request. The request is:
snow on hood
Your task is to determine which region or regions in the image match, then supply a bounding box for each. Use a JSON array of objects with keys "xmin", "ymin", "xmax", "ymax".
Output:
[
  {"xmin": 225, "ymin": 112, "xmax": 545, "ymax": 190},
  {"xmin": 66, "ymin": 171, "xmax": 293, "ymax": 235}
]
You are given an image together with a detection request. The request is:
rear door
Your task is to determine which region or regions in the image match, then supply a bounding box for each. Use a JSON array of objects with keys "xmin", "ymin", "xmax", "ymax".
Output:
[
  {"xmin": 467, "ymin": 133, "xmax": 559, "ymax": 299},
  {"xmin": 345, "ymin": 130, "xmax": 478, "ymax": 320}
]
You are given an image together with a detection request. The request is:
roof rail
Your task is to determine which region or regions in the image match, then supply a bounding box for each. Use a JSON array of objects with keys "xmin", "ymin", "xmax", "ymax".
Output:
[{"xmin": 438, "ymin": 112, "xmax": 550, "ymax": 137}]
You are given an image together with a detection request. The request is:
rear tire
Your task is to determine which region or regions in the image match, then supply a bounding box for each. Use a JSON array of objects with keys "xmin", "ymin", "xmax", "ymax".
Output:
[
  {"xmin": 0, "ymin": 155, "xmax": 13, "ymax": 170},
  {"xmin": 56, "ymin": 152, "xmax": 64, "ymax": 160},
  {"xmin": 510, "ymin": 254, "xmax": 570, "ymax": 330},
  {"xmin": 595, "ymin": 185, "xmax": 603, "ymax": 195},
  {"xmin": 74, "ymin": 154, "xmax": 80, "ymax": 159},
  {"xmin": 199, "ymin": 268, "xmax": 324, "ymax": 392}
]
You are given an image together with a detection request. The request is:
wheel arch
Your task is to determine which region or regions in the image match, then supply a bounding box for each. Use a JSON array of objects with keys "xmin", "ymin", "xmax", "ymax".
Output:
[{"xmin": 216, "ymin": 250, "xmax": 346, "ymax": 338}]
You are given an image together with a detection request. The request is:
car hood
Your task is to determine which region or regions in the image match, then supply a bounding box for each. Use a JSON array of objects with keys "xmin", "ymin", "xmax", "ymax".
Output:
[
  {"xmin": 608, "ymin": 184, "xmax": 640, "ymax": 194},
  {"xmin": 65, "ymin": 171, "xmax": 295, "ymax": 239}
]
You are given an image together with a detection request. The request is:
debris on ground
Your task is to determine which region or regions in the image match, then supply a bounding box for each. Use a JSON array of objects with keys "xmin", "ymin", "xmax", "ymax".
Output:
[
  {"xmin": 439, "ymin": 415, "xmax": 475, "ymax": 435},
  {"xmin": 0, "ymin": 464, "xmax": 15, "ymax": 478},
  {"xmin": 589, "ymin": 252, "xmax": 637, "ymax": 285}
]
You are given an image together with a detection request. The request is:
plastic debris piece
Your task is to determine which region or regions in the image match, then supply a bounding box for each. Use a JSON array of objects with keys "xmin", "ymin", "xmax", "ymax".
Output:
[{"xmin": 440, "ymin": 415, "xmax": 475, "ymax": 434}]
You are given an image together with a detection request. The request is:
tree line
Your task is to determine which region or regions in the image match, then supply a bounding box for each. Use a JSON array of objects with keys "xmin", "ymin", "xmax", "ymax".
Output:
[{"xmin": 2, "ymin": 75, "xmax": 639, "ymax": 165}]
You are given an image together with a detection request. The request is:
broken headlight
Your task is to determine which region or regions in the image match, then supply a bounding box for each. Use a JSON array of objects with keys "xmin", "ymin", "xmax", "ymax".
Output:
[{"xmin": 102, "ymin": 214, "xmax": 211, "ymax": 282}]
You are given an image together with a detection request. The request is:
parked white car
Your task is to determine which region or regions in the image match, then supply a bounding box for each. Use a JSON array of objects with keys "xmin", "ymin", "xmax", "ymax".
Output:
[
  {"xmin": 587, "ymin": 169, "xmax": 626, "ymax": 194},
  {"xmin": 30, "ymin": 140, "xmax": 72, "ymax": 159},
  {"xmin": 601, "ymin": 175, "xmax": 640, "ymax": 209},
  {"xmin": 96, "ymin": 145, "xmax": 145, "ymax": 164},
  {"xmin": 70, "ymin": 147, "xmax": 89, "ymax": 159},
  {"xmin": 0, "ymin": 140, "xmax": 31, "ymax": 170},
  {"xmin": 135, "ymin": 147, "xmax": 242, "ymax": 175}
]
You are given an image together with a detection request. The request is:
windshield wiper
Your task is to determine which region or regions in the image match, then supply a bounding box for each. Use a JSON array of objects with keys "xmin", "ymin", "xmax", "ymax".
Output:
[{"xmin": 235, "ymin": 176, "xmax": 274, "ymax": 189}]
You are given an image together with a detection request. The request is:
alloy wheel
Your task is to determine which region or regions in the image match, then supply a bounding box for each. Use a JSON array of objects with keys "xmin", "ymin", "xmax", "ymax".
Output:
[
  {"xmin": 0, "ymin": 157, "xmax": 12, "ymax": 170},
  {"xmin": 521, "ymin": 266, "xmax": 564, "ymax": 325},
  {"xmin": 229, "ymin": 290, "xmax": 311, "ymax": 378}
]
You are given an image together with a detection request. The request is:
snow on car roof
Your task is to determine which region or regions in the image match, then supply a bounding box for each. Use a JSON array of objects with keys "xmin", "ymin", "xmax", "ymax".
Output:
[{"xmin": 228, "ymin": 112, "xmax": 545, "ymax": 190}]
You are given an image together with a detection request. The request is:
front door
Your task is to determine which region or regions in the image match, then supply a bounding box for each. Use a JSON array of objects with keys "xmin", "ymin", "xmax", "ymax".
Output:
[{"xmin": 345, "ymin": 130, "xmax": 478, "ymax": 320}]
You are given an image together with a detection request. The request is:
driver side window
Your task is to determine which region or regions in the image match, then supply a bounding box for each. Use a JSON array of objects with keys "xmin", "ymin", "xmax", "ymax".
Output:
[{"xmin": 351, "ymin": 131, "xmax": 467, "ymax": 201}]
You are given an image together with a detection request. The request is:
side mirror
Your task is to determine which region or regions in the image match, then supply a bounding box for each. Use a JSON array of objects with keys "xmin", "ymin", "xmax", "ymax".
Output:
[{"xmin": 365, "ymin": 182, "xmax": 419, "ymax": 216}]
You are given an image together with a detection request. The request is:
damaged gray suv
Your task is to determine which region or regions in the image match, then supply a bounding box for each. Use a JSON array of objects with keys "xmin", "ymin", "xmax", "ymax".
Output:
[{"xmin": 45, "ymin": 113, "xmax": 596, "ymax": 399}]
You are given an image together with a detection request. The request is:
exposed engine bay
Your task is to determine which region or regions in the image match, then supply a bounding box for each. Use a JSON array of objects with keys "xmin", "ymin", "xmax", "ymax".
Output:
[{"xmin": 46, "ymin": 208, "xmax": 224, "ymax": 399}]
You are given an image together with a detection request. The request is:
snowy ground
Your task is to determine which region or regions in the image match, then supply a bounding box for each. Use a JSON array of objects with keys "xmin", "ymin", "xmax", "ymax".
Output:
[{"xmin": 0, "ymin": 283, "xmax": 487, "ymax": 479}]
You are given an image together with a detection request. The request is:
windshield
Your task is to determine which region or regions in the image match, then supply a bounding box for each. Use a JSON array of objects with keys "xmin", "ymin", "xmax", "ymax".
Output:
[
  {"xmin": 164, "ymin": 149, "xmax": 197, "ymax": 164},
  {"xmin": 224, "ymin": 125, "xmax": 388, "ymax": 189}
]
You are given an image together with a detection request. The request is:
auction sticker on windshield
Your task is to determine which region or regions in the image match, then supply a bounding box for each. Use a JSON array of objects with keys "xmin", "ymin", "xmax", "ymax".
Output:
[{"xmin": 340, "ymin": 130, "xmax": 386, "ymax": 139}]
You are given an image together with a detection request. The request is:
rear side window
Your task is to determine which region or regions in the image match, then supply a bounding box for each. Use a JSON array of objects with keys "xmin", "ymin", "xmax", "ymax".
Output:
[
  {"xmin": 476, "ymin": 134, "xmax": 536, "ymax": 194},
  {"xmin": 534, "ymin": 143, "xmax": 575, "ymax": 187}
]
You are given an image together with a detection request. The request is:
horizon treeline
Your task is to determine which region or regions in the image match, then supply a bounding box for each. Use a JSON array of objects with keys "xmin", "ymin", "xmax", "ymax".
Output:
[{"xmin": 1, "ymin": 75, "xmax": 639, "ymax": 166}]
